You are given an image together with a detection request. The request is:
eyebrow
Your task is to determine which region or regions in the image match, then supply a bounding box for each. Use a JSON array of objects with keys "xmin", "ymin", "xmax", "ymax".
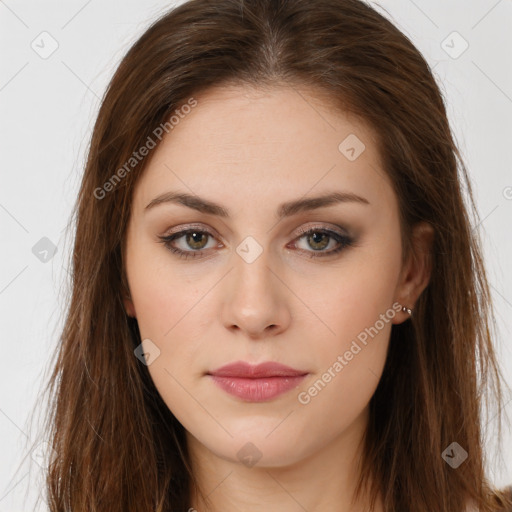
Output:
[{"xmin": 144, "ymin": 190, "xmax": 370, "ymax": 220}]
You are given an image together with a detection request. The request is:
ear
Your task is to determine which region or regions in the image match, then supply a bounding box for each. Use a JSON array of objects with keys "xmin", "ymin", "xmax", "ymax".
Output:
[
  {"xmin": 392, "ymin": 221, "xmax": 434, "ymax": 324},
  {"xmin": 123, "ymin": 295, "xmax": 136, "ymax": 318},
  {"xmin": 121, "ymin": 262, "xmax": 136, "ymax": 318}
]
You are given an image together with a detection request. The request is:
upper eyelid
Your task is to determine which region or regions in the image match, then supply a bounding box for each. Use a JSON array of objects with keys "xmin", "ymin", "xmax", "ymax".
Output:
[
  {"xmin": 162, "ymin": 223, "xmax": 223, "ymax": 243},
  {"xmin": 162, "ymin": 222, "xmax": 349, "ymax": 240},
  {"xmin": 294, "ymin": 223, "xmax": 348, "ymax": 237}
]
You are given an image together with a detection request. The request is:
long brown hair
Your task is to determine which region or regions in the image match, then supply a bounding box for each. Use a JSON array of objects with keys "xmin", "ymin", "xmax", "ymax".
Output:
[{"xmin": 29, "ymin": 0, "xmax": 512, "ymax": 510}]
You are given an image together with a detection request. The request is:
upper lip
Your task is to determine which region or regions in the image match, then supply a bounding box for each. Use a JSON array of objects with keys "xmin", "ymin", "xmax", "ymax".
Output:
[{"xmin": 208, "ymin": 361, "xmax": 308, "ymax": 378}]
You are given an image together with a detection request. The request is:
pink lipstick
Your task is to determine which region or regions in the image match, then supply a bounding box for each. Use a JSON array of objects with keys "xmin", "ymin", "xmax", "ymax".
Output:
[{"xmin": 207, "ymin": 361, "xmax": 308, "ymax": 402}]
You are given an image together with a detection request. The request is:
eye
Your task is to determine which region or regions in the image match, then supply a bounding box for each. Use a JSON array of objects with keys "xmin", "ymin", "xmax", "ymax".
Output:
[
  {"xmin": 290, "ymin": 226, "xmax": 354, "ymax": 259},
  {"xmin": 157, "ymin": 224, "xmax": 354, "ymax": 260},
  {"xmin": 158, "ymin": 227, "xmax": 220, "ymax": 259}
]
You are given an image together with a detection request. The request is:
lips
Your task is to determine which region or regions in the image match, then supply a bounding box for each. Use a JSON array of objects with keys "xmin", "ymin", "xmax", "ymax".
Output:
[
  {"xmin": 208, "ymin": 360, "xmax": 308, "ymax": 378},
  {"xmin": 207, "ymin": 361, "xmax": 308, "ymax": 402}
]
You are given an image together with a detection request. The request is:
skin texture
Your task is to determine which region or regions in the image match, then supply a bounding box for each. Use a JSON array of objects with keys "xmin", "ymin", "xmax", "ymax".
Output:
[{"xmin": 123, "ymin": 84, "xmax": 434, "ymax": 512}]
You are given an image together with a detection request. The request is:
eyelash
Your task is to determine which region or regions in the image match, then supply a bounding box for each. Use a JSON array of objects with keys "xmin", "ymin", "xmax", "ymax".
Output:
[{"xmin": 157, "ymin": 224, "xmax": 354, "ymax": 260}]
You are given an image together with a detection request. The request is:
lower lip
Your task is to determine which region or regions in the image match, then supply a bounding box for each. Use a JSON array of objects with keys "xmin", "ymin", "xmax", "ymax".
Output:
[{"xmin": 208, "ymin": 374, "xmax": 307, "ymax": 402}]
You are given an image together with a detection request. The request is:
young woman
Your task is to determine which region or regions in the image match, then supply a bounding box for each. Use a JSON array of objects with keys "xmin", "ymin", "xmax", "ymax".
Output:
[{"xmin": 38, "ymin": 0, "xmax": 512, "ymax": 510}]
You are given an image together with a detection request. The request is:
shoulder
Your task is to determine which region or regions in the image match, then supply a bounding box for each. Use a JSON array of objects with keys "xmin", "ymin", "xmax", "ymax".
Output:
[
  {"xmin": 465, "ymin": 485, "xmax": 512, "ymax": 512},
  {"xmin": 490, "ymin": 484, "xmax": 512, "ymax": 512}
]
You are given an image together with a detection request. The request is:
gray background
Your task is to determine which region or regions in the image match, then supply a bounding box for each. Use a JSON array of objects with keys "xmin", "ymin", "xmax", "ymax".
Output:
[{"xmin": 1, "ymin": 0, "xmax": 511, "ymax": 510}]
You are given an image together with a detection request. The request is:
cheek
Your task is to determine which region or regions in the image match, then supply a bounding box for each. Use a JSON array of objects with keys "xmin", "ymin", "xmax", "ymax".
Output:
[
  {"xmin": 305, "ymin": 231, "xmax": 401, "ymax": 348},
  {"xmin": 127, "ymin": 251, "xmax": 210, "ymax": 419},
  {"xmin": 125, "ymin": 229, "xmax": 198, "ymax": 337},
  {"xmin": 293, "ymin": 295, "xmax": 395, "ymax": 449},
  {"xmin": 295, "ymin": 235, "xmax": 401, "ymax": 416}
]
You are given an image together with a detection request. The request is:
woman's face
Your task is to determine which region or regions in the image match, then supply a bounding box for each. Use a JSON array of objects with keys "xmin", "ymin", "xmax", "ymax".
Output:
[{"xmin": 123, "ymin": 84, "xmax": 430, "ymax": 469}]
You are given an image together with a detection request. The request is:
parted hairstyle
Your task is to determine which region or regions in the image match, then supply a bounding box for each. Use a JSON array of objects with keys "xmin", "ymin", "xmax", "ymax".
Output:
[{"xmin": 30, "ymin": 0, "xmax": 512, "ymax": 510}]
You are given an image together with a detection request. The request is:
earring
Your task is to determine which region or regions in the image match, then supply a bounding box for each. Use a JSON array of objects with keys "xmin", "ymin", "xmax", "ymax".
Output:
[{"xmin": 400, "ymin": 304, "xmax": 413, "ymax": 316}]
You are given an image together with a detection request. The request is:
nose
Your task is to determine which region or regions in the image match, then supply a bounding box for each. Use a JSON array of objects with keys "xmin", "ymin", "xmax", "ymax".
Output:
[{"xmin": 220, "ymin": 246, "xmax": 292, "ymax": 340}]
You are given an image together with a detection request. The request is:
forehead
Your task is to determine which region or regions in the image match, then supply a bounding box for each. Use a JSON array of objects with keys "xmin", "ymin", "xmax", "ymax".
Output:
[{"xmin": 132, "ymin": 83, "xmax": 394, "ymax": 215}]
